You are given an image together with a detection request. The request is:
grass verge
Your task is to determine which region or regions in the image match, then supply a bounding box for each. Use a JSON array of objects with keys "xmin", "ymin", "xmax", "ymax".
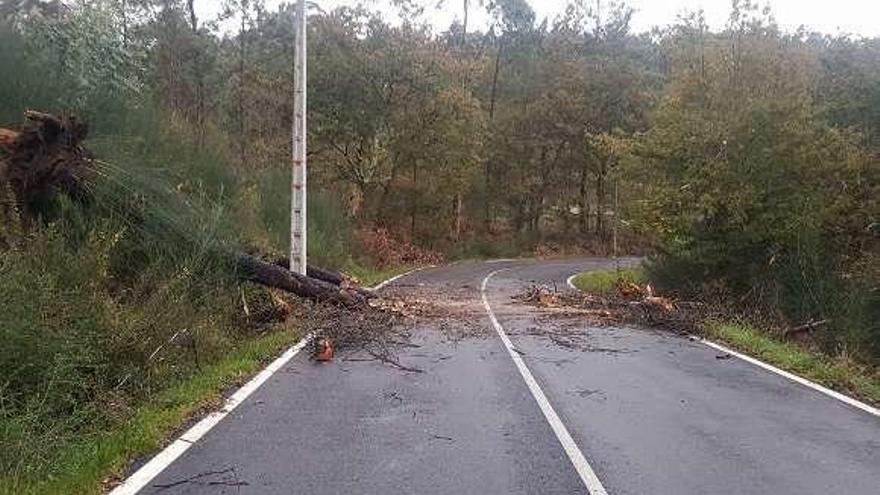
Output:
[
  {"xmin": 706, "ymin": 322, "xmax": 880, "ymax": 407},
  {"xmin": 570, "ymin": 266, "xmax": 645, "ymax": 294},
  {"xmin": 1, "ymin": 329, "xmax": 302, "ymax": 495}
]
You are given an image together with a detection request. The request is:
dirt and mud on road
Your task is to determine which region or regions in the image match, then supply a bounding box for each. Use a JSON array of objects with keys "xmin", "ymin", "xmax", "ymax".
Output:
[{"xmin": 303, "ymin": 277, "xmax": 494, "ymax": 373}]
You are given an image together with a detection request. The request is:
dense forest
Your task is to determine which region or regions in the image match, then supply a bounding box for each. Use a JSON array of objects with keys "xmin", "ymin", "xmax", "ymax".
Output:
[{"xmin": 0, "ymin": 0, "xmax": 877, "ymax": 491}]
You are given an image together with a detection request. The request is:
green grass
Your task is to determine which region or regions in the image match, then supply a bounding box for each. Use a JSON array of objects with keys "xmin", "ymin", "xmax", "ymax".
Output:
[
  {"xmin": 707, "ymin": 322, "xmax": 880, "ymax": 407},
  {"xmin": 1, "ymin": 329, "xmax": 302, "ymax": 495},
  {"xmin": 570, "ymin": 266, "xmax": 646, "ymax": 294}
]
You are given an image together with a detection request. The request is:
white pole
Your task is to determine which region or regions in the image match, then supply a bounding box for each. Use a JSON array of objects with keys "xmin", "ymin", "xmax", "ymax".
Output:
[
  {"xmin": 613, "ymin": 177, "xmax": 618, "ymax": 260},
  {"xmin": 290, "ymin": 0, "xmax": 307, "ymax": 275}
]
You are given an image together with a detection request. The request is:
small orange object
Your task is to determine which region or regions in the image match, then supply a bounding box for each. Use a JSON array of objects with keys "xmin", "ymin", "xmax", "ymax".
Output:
[
  {"xmin": 0, "ymin": 127, "xmax": 20, "ymax": 147},
  {"xmin": 315, "ymin": 338, "xmax": 334, "ymax": 362},
  {"xmin": 616, "ymin": 280, "xmax": 645, "ymax": 299}
]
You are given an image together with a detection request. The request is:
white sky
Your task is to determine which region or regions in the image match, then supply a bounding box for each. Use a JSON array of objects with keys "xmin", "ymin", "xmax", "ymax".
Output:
[{"xmin": 198, "ymin": 0, "xmax": 880, "ymax": 37}]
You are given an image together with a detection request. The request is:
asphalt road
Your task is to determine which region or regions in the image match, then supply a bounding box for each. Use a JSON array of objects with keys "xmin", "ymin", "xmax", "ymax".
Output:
[{"xmin": 133, "ymin": 258, "xmax": 880, "ymax": 494}]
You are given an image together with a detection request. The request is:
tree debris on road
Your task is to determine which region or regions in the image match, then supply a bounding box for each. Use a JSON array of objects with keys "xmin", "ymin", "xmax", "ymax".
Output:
[{"xmin": 513, "ymin": 281, "xmax": 700, "ymax": 335}]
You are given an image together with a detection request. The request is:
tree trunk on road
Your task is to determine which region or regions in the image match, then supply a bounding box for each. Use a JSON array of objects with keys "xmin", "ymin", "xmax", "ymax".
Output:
[{"xmin": 236, "ymin": 253, "xmax": 368, "ymax": 308}]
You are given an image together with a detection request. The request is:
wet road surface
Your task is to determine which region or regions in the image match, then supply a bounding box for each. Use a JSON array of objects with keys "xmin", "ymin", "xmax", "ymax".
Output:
[{"xmin": 130, "ymin": 258, "xmax": 880, "ymax": 494}]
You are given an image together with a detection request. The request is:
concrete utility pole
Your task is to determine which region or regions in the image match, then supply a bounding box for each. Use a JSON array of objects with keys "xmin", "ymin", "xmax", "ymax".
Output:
[
  {"xmin": 290, "ymin": 0, "xmax": 308, "ymax": 275},
  {"xmin": 613, "ymin": 178, "xmax": 619, "ymax": 260}
]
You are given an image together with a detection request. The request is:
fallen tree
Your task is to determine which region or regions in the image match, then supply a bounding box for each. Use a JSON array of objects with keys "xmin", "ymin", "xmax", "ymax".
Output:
[
  {"xmin": 271, "ymin": 257, "xmax": 374, "ymax": 298},
  {"xmin": 237, "ymin": 253, "xmax": 369, "ymax": 308},
  {"xmin": 1, "ymin": 110, "xmax": 371, "ymax": 305}
]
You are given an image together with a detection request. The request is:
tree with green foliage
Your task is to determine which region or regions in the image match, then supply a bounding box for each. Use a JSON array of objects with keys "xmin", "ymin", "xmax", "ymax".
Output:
[{"xmin": 627, "ymin": 2, "xmax": 878, "ymax": 360}]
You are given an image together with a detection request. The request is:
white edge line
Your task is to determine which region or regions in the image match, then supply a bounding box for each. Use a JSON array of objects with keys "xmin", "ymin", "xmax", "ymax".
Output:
[
  {"xmin": 111, "ymin": 266, "xmax": 440, "ymax": 494},
  {"xmin": 566, "ymin": 267, "xmax": 877, "ymax": 418},
  {"xmin": 367, "ymin": 265, "xmax": 434, "ymax": 291},
  {"xmin": 109, "ymin": 335, "xmax": 313, "ymax": 495},
  {"xmin": 481, "ymin": 269, "xmax": 609, "ymax": 495},
  {"xmin": 700, "ymin": 338, "xmax": 880, "ymax": 418}
]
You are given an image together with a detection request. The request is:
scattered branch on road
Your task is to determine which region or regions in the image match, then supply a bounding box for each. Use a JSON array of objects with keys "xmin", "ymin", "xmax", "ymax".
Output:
[
  {"xmin": 367, "ymin": 349, "xmax": 424, "ymax": 373},
  {"xmin": 295, "ymin": 278, "xmax": 494, "ymax": 369},
  {"xmin": 513, "ymin": 282, "xmax": 703, "ymax": 336},
  {"xmin": 152, "ymin": 467, "xmax": 248, "ymax": 490},
  {"xmin": 297, "ymin": 301, "xmax": 426, "ymax": 371},
  {"xmin": 428, "ymin": 432, "xmax": 454, "ymax": 442}
]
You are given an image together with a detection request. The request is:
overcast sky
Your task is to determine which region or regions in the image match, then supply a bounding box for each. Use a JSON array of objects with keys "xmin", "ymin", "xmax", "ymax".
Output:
[{"xmin": 198, "ymin": 0, "xmax": 879, "ymax": 37}]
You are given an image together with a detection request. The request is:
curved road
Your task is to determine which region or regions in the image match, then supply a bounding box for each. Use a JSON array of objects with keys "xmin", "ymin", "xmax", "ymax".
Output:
[{"xmin": 125, "ymin": 258, "xmax": 879, "ymax": 494}]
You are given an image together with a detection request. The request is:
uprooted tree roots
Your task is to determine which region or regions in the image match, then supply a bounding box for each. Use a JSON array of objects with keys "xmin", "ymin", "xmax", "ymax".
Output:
[
  {"xmin": 0, "ymin": 110, "xmax": 375, "ymax": 308},
  {"xmin": 0, "ymin": 110, "xmax": 92, "ymax": 231}
]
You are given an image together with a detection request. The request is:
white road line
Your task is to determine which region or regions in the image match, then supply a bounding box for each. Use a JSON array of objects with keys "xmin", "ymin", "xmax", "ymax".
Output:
[
  {"xmin": 368, "ymin": 265, "xmax": 434, "ymax": 291},
  {"xmin": 566, "ymin": 269, "xmax": 877, "ymax": 418},
  {"xmin": 112, "ymin": 266, "xmax": 423, "ymax": 494},
  {"xmin": 701, "ymin": 339, "xmax": 880, "ymax": 418},
  {"xmin": 566, "ymin": 273, "xmax": 578, "ymax": 290},
  {"xmin": 109, "ymin": 336, "xmax": 313, "ymax": 495},
  {"xmin": 481, "ymin": 269, "xmax": 609, "ymax": 495}
]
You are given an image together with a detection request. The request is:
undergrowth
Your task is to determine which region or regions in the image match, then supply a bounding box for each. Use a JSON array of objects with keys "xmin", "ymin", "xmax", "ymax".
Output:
[
  {"xmin": 0, "ymin": 22, "xmax": 383, "ymax": 488},
  {"xmin": 571, "ymin": 266, "xmax": 646, "ymax": 294}
]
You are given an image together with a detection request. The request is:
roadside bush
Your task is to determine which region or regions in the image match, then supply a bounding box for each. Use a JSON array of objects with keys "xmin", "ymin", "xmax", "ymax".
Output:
[
  {"xmin": 0, "ymin": 214, "xmax": 244, "ymax": 477},
  {"xmin": 0, "ymin": 34, "xmax": 252, "ymax": 475},
  {"xmin": 630, "ymin": 21, "xmax": 880, "ymax": 363}
]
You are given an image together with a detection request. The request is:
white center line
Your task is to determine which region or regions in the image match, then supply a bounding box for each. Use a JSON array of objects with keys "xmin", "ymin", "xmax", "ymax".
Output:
[{"xmin": 481, "ymin": 269, "xmax": 609, "ymax": 495}]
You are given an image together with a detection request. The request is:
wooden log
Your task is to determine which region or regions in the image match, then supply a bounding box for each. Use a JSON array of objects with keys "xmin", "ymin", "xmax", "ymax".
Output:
[
  {"xmin": 272, "ymin": 257, "xmax": 344, "ymax": 285},
  {"xmin": 308, "ymin": 264, "xmax": 345, "ymax": 286},
  {"xmin": 236, "ymin": 253, "xmax": 366, "ymax": 308},
  {"xmin": 272, "ymin": 257, "xmax": 374, "ymax": 297}
]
